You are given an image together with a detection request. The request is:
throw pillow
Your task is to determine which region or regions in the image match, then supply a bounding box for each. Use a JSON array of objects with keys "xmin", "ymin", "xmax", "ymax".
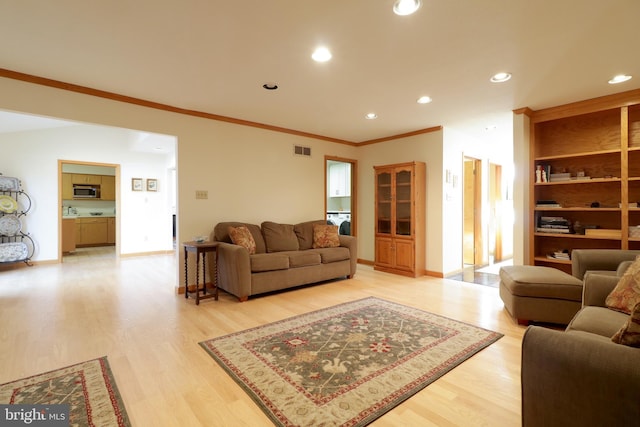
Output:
[
  {"xmin": 611, "ymin": 302, "xmax": 640, "ymax": 348},
  {"xmin": 312, "ymin": 224, "xmax": 340, "ymax": 248},
  {"xmin": 228, "ymin": 225, "xmax": 256, "ymax": 254},
  {"xmin": 605, "ymin": 255, "xmax": 640, "ymax": 314},
  {"xmin": 261, "ymin": 221, "xmax": 299, "ymax": 252}
]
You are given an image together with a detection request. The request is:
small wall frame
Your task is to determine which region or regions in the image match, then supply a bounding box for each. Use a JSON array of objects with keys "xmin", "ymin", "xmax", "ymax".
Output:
[
  {"xmin": 132, "ymin": 178, "xmax": 143, "ymax": 191},
  {"xmin": 147, "ymin": 178, "xmax": 158, "ymax": 192}
]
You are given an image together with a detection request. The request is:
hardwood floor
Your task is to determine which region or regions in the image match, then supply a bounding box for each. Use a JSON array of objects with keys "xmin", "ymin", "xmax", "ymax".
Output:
[{"xmin": 0, "ymin": 250, "xmax": 525, "ymax": 426}]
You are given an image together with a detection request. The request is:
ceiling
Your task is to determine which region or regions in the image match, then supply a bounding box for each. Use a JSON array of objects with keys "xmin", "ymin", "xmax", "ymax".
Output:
[{"xmin": 0, "ymin": 0, "xmax": 639, "ymax": 145}]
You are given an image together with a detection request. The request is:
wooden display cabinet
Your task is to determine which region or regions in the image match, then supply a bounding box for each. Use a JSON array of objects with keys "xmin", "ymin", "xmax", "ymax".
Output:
[
  {"xmin": 529, "ymin": 90, "xmax": 640, "ymax": 273},
  {"xmin": 374, "ymin": 161, "xmax": 426, "ymax": 277}
]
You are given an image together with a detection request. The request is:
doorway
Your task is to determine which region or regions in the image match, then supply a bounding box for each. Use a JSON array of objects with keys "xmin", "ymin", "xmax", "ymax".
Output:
[
  {"xmin": 463, "ymin": 157, "xmax": 483, "ymax": 266},
  {"xmin": 59, "ymin": 160, "xmax": 119, "ymax": 262},
  {"xmin": 456, "ymin": 156, "xmax": 512, "ymax": 286},
  {"xmin": 325, "ymin": 156, "xmax": 357, "ymax": 237}
]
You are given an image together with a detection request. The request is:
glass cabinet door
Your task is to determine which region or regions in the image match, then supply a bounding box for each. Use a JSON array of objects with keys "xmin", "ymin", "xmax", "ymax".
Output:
[
  {"xmin": 395, "ymin": 169, "xmax": 412, "ymax": 236},
  {"xmin": 376, "ymin": 171, "xmax": 392, "ymax": 234}
]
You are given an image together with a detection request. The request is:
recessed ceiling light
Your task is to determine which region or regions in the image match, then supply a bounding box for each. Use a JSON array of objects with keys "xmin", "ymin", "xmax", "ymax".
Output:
[
  {"xmin": 365, "ymin": 113, "xmax": 378, "ymax": 120},
  {"xmin": 393, "ymin": 0, "xmax": 421, "ymax": 16},
  {"xmin": 490, "ymin": 72, "xmax": 512, "ymax": 83},
  {"xmin": 262, "ymin": 82, "xmax": 278, "ymax": 90},
  {"xmin": 312, "ymin": 47, "xmax": 332, "ymax": 62},
  {"xmin": 608, "ymin": 74, "xmax": 632, "ymax": 84},
  {"xmin": 417, "ymin": 96, "xmax": 432, "ymax": 104}
]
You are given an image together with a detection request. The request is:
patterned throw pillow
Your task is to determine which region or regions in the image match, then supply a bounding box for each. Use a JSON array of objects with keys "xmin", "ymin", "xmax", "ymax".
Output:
[
  {"xmin": 605, "ymin": 255, "xmax": 640, "ymax": 314},
  {"xmin": 312, "ymin": 224, "xmax": 340, "ymax": 248},
  {"xmin": 611, "ymin": 302, "xmax": 640, "ymax": 347},
  {"xmin": 228, "ymin": 225, "xmax": 256, "ymax": 254}
]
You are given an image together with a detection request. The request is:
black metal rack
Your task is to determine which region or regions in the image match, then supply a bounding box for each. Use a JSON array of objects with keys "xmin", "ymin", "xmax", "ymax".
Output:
[{"xmin": 0, "ymin": 175, "xmax": 34, "ymax": 266}]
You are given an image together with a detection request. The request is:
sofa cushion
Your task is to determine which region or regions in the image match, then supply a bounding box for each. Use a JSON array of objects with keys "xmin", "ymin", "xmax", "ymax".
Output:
[
  {"xmin": 311, "ymin": 247, "xmax": 351, "ymax": 264},
  {"xmin": 566, "ymin": 306, "xmax": 628, "ymax": 338},
  {"xmin": 312, "ymin": 224, "xmax": 340, "ymax": 248},
  {"xmin": 611, "ymin": 302, "xmax": 640, "ymax": 347},
  {"xmin": 250, "ymin": 253, "xmax": 289, "ymax": 272},
  {"xmin": 228, "ymin": 225, "xmax": 256, "ymax": 254},
  {"xmin": 214, "ymin": 222, "xmax": 266, "ymax": 254},
  {"xmin": 294, "ymin": 220, "xmax": 326, "ymax": 250},
  {"xmin": 286, "ymin": 251, "xmax": 322, "ymax": 268},
  {"xmin": 605, "ymin": 255, "xmax": 640, "ymax": 314},
  {"xmin": 262, "ymin": 221, "xmax": 300, "ymax": 252}
]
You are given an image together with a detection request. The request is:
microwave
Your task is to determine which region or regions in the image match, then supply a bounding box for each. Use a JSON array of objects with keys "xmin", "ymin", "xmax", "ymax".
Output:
[{"xmin": 73, "ymin": 185, "xmax": 99, "ymax": 198}]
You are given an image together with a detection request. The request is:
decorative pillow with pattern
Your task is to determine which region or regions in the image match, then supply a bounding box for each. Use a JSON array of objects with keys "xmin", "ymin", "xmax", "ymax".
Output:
[
  {"xmin": 312, "ymin": 224, "xmax": 340, "ymax": 248},
  {"xmin": 228, "ymin": 225, "xmax": 256, "ymax": 254},
  {"xmin": 611, "ymin": 302, "xmax": 640, "ymax": 347},
  {"xmin": 605, "ymin": 255, "xmax": 640, "ymax": 314}
]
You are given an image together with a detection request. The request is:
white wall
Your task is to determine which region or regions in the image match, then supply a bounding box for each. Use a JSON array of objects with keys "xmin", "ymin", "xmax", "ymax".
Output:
[
  {"xmin": 512, "ymin": 112, "xmax": 531, "ymax": 265},
  {"xmin": 0, "ymin": 76, "xmax": 520, "ymax": 284},
  {"xmin": 0, "ymin": 77, "xmax": 358, "ymax": 287},
  {"xmin": 0, "ymin": 124, "xmax": 173, "ymax": 259},
  {"xmin": 441, "ymin": 125, "xmax": 514, "ymax": 275}
]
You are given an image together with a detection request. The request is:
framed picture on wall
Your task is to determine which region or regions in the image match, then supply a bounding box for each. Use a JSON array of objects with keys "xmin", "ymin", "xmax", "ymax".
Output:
[
  {"xmin": 147, "ymin": 178, "xmax": 158, "ymax": 192},
  {"xmin": 132, "ymin": 178, "xmax": 143, "ymax": 191}
]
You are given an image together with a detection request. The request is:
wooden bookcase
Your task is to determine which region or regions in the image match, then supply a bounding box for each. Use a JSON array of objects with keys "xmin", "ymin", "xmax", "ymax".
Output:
[
  {"xmin": 529, "ymin": 90, "xmax": 640, "ymax": 273},
  {"xmin": 374, "ymin": 161, "xmax": 426, "ymax": 277}
]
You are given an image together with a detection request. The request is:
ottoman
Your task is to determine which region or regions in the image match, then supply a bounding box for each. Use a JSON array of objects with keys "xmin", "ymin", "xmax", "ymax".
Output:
[{"xmin": 499, "ymin": 265, "xmax": 583, "ymax": 325}]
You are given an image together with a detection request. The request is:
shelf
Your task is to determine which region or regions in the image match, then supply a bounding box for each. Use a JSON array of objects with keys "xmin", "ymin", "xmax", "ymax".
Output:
[
  {"xmin": 535, "ymin": 148, "xmax": 621, "ymax": 161},
  {"xmin": 535, "ymin": 232, "xmax": 621, "ymax": 240},
  {"xmin": 535, "ymin": 207, "xmax": 621, "ymax": 212},
  {"xmin": 534, "ymin": 177, "xmax": 621, "ymax": 186},
  {"xmin": 534, "ymin": 256, "xmax": 572, "ymax": 265}
]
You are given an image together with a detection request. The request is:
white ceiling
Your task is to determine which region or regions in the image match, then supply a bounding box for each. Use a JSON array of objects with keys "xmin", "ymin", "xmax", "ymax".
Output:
[{"xmin": 0, "ymin": 0, "xmax": 639, "ymax": 145}]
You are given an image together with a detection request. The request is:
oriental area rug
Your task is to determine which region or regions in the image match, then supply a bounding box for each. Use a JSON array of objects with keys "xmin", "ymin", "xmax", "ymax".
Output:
[
  {"xmin": 200, "ymin": 297, "xmax": 503, "ymax": 426},
  {"xmin": 0, "ymin": 356, "xmax": 131, "ymax": 427}
]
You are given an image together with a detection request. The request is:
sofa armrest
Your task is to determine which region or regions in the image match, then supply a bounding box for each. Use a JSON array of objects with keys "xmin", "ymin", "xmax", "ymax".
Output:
[
  {"xmin": 211, "ymin": 242, "xmax": 252, "ymax": 301},
  {"xmin": 582, "ymin": 272, "xmax": 621, "ymax": 307},
  {"xmin": 571, "ymin": 249, "xmax": 640, "ymax": 280},
  {"xmin": 522, "ymin": 326, "xmax": 640, "ymax": 427},
  {"xmin": 339, "ymin": 235, "xmax": 357, "ymax": 278}
]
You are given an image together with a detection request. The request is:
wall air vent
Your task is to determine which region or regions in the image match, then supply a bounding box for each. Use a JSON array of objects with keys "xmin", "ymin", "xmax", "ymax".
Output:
[{"xmin": 293, "ymin": 145, "xmax": 311, "ymax": 157}]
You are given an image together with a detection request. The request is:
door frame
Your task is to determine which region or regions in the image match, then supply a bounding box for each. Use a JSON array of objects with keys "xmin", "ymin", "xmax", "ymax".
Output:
[
  {"xmin": 324, "ymin": 156, "xmax": 357, "ymax": 237},
  {"xmin": 489, "ymin": 162, "xmax": 503, "ymax": 262}
]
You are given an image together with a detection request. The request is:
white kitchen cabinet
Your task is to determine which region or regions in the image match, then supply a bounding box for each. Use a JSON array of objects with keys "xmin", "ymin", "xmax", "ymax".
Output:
[{"xmin": 329, "ymin": 162, "xmax": 351, "ymax": 197}]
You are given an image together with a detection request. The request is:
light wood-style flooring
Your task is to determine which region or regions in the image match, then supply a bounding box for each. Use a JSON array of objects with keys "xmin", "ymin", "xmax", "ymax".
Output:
[{"xmin": 0, "ymin": 249, "xmax": 526, "ymax": 426}]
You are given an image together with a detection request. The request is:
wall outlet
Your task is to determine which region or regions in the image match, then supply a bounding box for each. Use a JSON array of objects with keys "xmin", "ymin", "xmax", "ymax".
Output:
[{"xmin": 195, "ymin": 190, "xmax": 208, "ymax": 199}]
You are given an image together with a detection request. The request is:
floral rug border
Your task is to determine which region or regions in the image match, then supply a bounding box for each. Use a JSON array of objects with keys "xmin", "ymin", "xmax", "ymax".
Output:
[{"xmin": 0, "ymin": 356, "xmax": 131, "ymax": 427}]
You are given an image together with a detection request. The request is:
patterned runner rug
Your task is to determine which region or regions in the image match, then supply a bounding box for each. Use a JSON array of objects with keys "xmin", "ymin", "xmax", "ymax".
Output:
[
  {"xmin": 200, "ymin": 297, "xmax": 503, "ymax": 426},
  {"xmin": 0, "ymin": 356, "xmax": 131, "ymax": 426}
]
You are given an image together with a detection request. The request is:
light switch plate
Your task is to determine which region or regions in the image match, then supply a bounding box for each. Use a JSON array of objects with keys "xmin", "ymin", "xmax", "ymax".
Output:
[{"xmin": 195, "ymin": 190, "xmax": 208, "ymax": 199}]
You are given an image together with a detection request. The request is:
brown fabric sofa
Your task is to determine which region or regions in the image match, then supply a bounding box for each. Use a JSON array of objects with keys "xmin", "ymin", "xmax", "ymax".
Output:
[
  {"xmin": 521, "ymin": 249, "xmax": 640, "ymax": 427},
  {"xmin": 210, "ymin": 220, "xmax": 357, "ymax": 301}
]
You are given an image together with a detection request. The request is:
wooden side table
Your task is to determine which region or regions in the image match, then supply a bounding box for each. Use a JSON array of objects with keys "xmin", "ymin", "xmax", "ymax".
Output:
[{"xmin": 183, "ymin": 241, "xmax": 219, "ymax": 305}]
